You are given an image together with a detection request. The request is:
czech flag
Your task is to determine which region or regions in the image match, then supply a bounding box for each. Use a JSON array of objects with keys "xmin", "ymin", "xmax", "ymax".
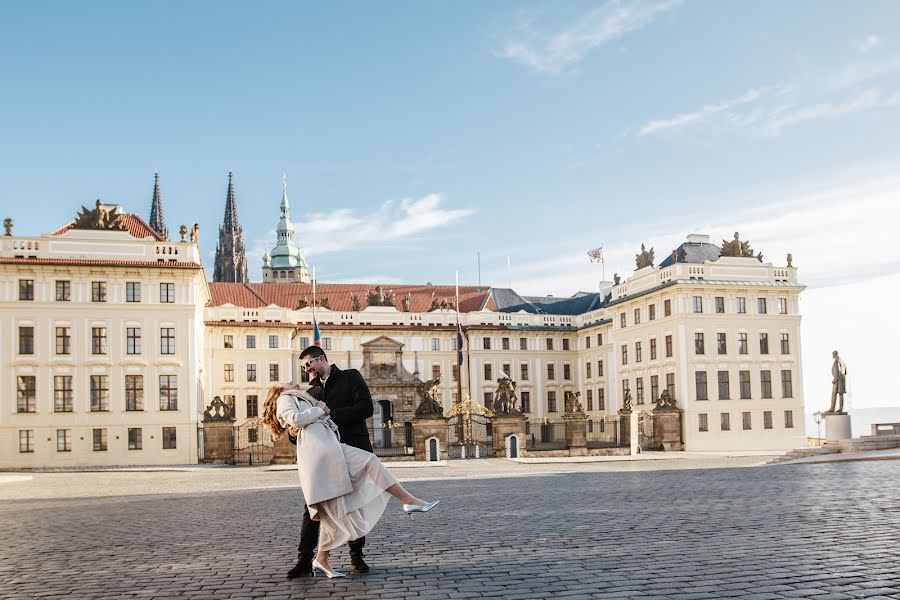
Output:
[
  {"xmin": 313, "ymin": 318, "xmax": 321, "ymax": 347},
  {"xmin": 456, "ymin": 321, "xmax": 464, "ymax": 366}
]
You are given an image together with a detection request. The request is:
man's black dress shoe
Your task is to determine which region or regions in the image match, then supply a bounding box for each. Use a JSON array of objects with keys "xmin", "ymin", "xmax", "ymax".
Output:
[
  {"xmin": 287, "ymin": 560, "xmax": 313, "ymax": 578},
  {"xmin": 349, "ymin": 557, "xmax": 370, "ymax": 574}
]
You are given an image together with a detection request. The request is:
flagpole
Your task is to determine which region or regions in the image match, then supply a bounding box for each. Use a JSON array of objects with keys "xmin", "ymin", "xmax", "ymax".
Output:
[
  {"xmin": 312, "ymin": 266, "xmax": 320, "ymax": 347},
  {"xmin": 456, "ymin": 270, "xmax": 463, "ymax": 406}
]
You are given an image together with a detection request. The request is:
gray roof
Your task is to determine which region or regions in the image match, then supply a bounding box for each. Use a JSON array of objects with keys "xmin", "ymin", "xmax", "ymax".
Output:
[
  {"xmin": 491, "ymin": 289, "xmax": 602, "ymax": 315},
  {"xmin": 658, "ymin": 241, "xmax": 722, "ymax": 267}
]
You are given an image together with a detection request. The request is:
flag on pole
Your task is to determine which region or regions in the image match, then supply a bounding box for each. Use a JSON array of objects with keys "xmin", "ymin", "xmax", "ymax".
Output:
[
  {"xmin": 587, "ymin": 246, "xmax": 604, "ymax": 263},
  {"xmin": 313, "ymin": 318, "xmax": 321, "ymax": 347},
  {"xmin": 455, "ymin": 270, "xmax": 463, "ymax": 366}
]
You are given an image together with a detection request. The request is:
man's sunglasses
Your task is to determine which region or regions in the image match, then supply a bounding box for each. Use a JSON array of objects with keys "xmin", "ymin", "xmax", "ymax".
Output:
[{"xmin": 300, "ymin": 356, "xmax": 323, "ymax": 371}]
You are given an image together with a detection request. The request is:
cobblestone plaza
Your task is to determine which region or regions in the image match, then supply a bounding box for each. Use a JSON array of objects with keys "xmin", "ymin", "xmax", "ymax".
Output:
[{"xmin": 2, "ymin": 459, "xmax": 899, "ymax": 599}]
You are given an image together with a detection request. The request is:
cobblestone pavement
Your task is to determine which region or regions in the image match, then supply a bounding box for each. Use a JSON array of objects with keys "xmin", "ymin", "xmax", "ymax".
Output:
[{"xmin": 2, "ymin": 461, "xmax": 899, "ymax": 599}]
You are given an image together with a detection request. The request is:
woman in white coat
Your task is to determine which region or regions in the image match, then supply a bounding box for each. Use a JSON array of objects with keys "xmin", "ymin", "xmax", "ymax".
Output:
[{"xmin": 262, "ymin": 383, "xmax": 439, "ymax": 578}]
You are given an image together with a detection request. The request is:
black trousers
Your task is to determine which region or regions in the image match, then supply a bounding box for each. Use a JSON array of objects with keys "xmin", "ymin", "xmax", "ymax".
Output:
[{"xmin": 297, "ymin": 435, "xmax": 374, "ymax": 560}]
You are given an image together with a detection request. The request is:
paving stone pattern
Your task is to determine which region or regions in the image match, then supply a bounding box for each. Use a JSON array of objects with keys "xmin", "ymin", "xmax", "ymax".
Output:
[{"xmin": 1, "ymin": 462, "xmax": 899, "ymax": 599}]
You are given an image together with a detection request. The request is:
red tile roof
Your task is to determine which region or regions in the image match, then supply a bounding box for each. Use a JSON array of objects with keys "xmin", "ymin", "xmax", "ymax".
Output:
[
  {"xmin": 52, "ymin": 213, "xmax": 166, "ymax": 241},
  {"xmin": 208, "ymin": 282, "xmax": 491, "ymax": 313}
]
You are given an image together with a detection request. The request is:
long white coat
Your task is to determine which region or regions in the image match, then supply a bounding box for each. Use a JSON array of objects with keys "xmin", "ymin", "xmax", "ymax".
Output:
[{"xmin": 276, "ymin": 389, "xmax": 352, "ymax": 506}]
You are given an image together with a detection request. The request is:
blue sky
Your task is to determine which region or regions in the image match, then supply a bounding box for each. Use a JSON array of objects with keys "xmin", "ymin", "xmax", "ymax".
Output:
[{"xmin": 2, "ymin": 1, "xmax": 899, "ymax": 414}]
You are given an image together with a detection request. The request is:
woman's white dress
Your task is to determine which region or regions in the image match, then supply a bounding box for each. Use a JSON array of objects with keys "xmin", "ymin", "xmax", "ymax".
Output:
[{"xmin": 276, "ymin": 388, "xmax": 398, "ymax": 551}]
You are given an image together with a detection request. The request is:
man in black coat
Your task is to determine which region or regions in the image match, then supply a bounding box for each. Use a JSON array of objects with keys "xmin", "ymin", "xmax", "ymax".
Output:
[{"xmin": 287, "ymin": 345, "xmax": 375, "ymax": 578}]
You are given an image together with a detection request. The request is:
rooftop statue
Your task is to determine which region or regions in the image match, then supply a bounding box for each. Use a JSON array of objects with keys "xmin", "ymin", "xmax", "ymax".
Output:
[
  {"xmin": 72, "ymin": 199, "xmax": 127, "ymax": 232},
  {"xmin": 351, "ymin": 294, "xmax": 361, "ymax": 312},
  {"xmin": 635, "ymin": 244, "xmax": 655, "ymax": 269},
  {"xmin": 366, "ymin": 285, "xmax": 395, "ymax": 307},
  {"xmin": 401, "ymin": 293, "xmax": 411, "ymax": 312},
  {"xmin": 179, "ymin": 224, "xmax": 188, "ymax": 241},
  {"xmin": 720, "ymin": 231, "xmax": 755, "ymax": 258},
  {"xmin": 3, "ymin": 218, "xmax": 11, "ymax": 236}
]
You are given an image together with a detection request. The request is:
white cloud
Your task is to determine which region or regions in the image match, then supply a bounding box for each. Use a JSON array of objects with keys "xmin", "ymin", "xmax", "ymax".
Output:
[
  {"xmin": 855, "ymin": 34, "xmax": 880, "ymax": 53},
  {"xmin": 638, "ymin": 88, "xmax": 765, "ymax": 136},
  {"xmin": 760, "ymin": 87, "xmax": 900, "ymax": 136},
  {"xmin": 496, "ymin": 0, "xmax": 681, "ymax": 75},
  {"xmin": 252, "ymin": 193, "xmax": 475, "ymax": 260}
]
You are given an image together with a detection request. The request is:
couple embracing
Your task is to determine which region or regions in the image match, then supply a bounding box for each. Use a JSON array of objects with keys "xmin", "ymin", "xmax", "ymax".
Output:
[{"xmin": 262, "ymin": 346, "xmax": 439, "ymax": 579}]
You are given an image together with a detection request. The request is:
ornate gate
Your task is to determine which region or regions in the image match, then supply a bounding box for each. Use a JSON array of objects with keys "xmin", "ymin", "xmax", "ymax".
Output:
[
  {"xmin": 637, "ymin": 411, "xmax": 662, "ymax": 451},
  {"xmin": 232, "ymin": 418, "xmax": 275, "ymax": 465},
  {"xmin": 446, "ymin": 396, "xmax": 494, "ymax": 459}
]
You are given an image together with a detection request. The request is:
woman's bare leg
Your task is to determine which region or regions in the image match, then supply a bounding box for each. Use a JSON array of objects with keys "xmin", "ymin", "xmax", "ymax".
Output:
[{"xmin": 385, "ymin": 483, "xmax": 427, "ymax": 506}]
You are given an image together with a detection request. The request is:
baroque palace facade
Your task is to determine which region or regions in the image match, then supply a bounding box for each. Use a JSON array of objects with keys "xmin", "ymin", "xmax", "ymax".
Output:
[{"xmin": 1, "ymin": 181, "xmax": 807, "ymax": 467}]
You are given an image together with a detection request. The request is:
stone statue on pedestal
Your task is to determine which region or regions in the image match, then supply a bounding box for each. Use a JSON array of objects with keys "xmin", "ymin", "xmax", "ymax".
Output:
[
  {"xmin": 828, "ymin": 350, "xmax": 848, "ymax": 413},
  {"xmin": 414, "ymin": 374, "xmax": 444, "ymax": 418}
]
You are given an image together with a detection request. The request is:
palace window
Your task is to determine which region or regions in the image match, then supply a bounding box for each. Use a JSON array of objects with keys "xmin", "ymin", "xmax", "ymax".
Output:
[
  {"xmin": 484, "ymin": 363, "xmax": 492, "ymax": 380},
  {"xmin": 693, "ymin": 296, "xmax": 703, "ymax": 313},
  {"xmin": 224, "ymin": 335, "xmax": 234, "ymax": 349},
  {"xmin": 246, "ymin": 395, "xmax": 259, "ymax": 418},
  {"xmin": 739, "ymin": 370, "xmax": 751, "ymax": 399},
  {"xmin": 547, "ymin": 391, "xmax": 557, "ymax": 413},
  {"xmin": 247, "ymin": 364, "xmax": 257, "ymax": 382},
  {"xmin": 586, "ymin": 362, "xmax": 592, "ymax": 379},
  {"xmin": 502, "ymin": 337, "xmax": 510, "ymax": 350},
  {"xmin": 431, "ymin": 338, "xmax": 440, "ymax": 351},
  {"xmin": 759, "ymin": 333, "xmax": 769, "ymax": 355},
  {"xmin": 620, "ymin": 313, "xmax": 627, "ymax": 328},
  {"xmin": 784, "ymin": 410, "xmax": 794, "ymax": 429},
  {"xmin": 57, "ymin": 429, "xmax": 72, "ymax": 452},
  {"xmin": 763, "ymin": 411, "xmax": 773, "ymax": 430},
  {"xmin": 757, "ymin": 298, "xmax": 767, "ymax": 314},
  {"xmin": 694, "ymin": 333, "xmax": 705, "ymax": 355},
  {"xmin": 761, "ymin": 371, "xmax": 773, "ymax": 399},
  {"xmin": 636, "ymin": 377, "xmax": 645, "ymax": 404},
  {"xmin": 17, "ymin": 376, "xmax": 37, "ymax": 413},
  {"xmin": 597, "ymin": 333, "xmax": 603, "ymax": 346},
  {"xmin": 665, "ymin": 335, "xmax": 673, "ymax": 358},
  {"xmin": 128, "ymin": 428, "xmax": 143, "ymax": 450},
  {"xmin": 90, "ymin": 375, "xmax": 109, "ymax": 411},
  {"xmin": 54, "ymin": 376, "xmax": 74, "ymax": 412},
  {"xmin": 160, "ymin": 328, "xmax": 176, "ymax": 354},
  {"xmin": 431, "ymin": 364, "xmax": 440, "ymax": 381},
  {"xmin": 56, "ymin": 280, "xmax": 71, "ymax": 301},
  {"xmin": 649, "ymin": 304, "xmax": 656, "ymax": 321},
  {"xmin": 269, "ymin": 363, "xmax": 280, "ymax": 382},
  {"xmin": 736, "ymin": 297, "xmax": 746, "ymax": 314},
  {"xmin": 56, "ymin": 326, "xmax": 72, "ymax": 355},
  {"xmin": 126, "ymin": 375, "xmax": 144, "ymax": 411},
  {"xmin": 483, "ymin": 337, "xmax": 491, "ymax": 350},
  {"xmin": 91, "ymin": 281, "xmax": 107, "ymax": 302},
  {"xmin": 635, "ymin": 341, "xmax": 642, "ymax": 362},
  {"xmin": 562, "ymin": 339, "xmax": 570, "ymax": 351},
  {"xmin": 586, "ymin": 390, "xmax": 593, "ymax": 411},
  {"xmin": 598, "ymin": 388, "xmax": 605, "ymax": 410},
  {"xmin": 695, "ymin": 371, "xmax": 708, "ymax": 401},
  {"xmin": 634, "ymin": 308, "xmax": 641, "ymax": 325},
  {"xmin": 742, "ymin": 412, "xmax": 752, "ymax": 431},
  {"xmin": 717, "ymin": 332, "xmax": 727, "ymax": 355},
  {"xmin": 563, "ymin": 364, "xmax": 571, "ymax": 380},
  {"xmin": 546, "ymin": 338, "xmax": 554, "ymax": 351},
  {"xmin": 323, "ymin": 338, "xmax": 332, "ymax": 351},
  {"xmin": 738, "ymin": 333, "xmax": 748, "ymax": 355},
  {"xmin": 162, "ymin": 427, "xmax": 177, "ymax": 449},
  {"xmin": 224, "ymin": 363, "xmax": 234, "ymax": 382},
  {"xmin": 585, "ymin": 335, "xmax": 591, "ymax": 349},
  {"xmin": 19, "ymin": 279, "xmax": 34, "ymax": 301},
  {"xmin": 160, "ymin": 283, "xmax": 175, "ymax": 303},
  {"xmin": 19, "ymin": 326, "xmax": 34, "ymax": 355},
  {"xmin": 93, "ymin": 428, "xmax": 108, "ymax": 451},
  {"xmin": 780, "ymin": 333, "xmax": 790, "ymax": 354},
  {"xmin": 598, "ymin": 360, "xmax": 604, "ymax": 377},
  {"xmin": 92, "ymin": 327, "xmax": 108, "ymax": 355},
  {"xmin": 452, "ymin": 364, "xmax": 459, "ymax": 382},
  {"xmin": 519, "ymin": 338, "xmax": 527, "ymax": 350},
  {"xmin": 20, "ymin": 430, "xmax": 35, "ymax": 453},
  {"xmin": 621, "ymin": 345, "xmax": 628, "ymax": 365},
  {"xmin": 298, "ymin": 336, "xmax": 309, "ymax": 349},
  {"xmin": 520, "ymin": 391, "xmax": 531, "ymax": 412},
  {"xmin": 720, "ymin": 413, "xmax": 731, "ymax": 431},
  {"xmin": 269, "ymin": 335, "xmax": 279, "ymax": 349},
  {"xmin": 126, "ymin": 282, "xmax": 141, "ymax": 302},
  {"xmin": 520, "ymin": 363, "xmax": 529, "ymax": 381},
  {"xmin": 159, "ymin": 375, "xmax": 178, "ymax": 410},
  {"xmin": 651, "ymin": 375, "xmax": 659, "ymax": 402},
  {"xmin": 715, "ymin": 297, "xmax": 725, "ymax": 313},
  {"xmin": 547, "ymin": 363, "xmax": 555, "ymax": 380},
  {"xmin": 666, "ymin": 373, "xmax": 675, "ymax": 399},
  {"xmin": 781, "ymin": 370, "xmax": 793, "ymax": 398},
  {"xmin": 778, "ymin": 298, "xmax": 788, "ymax": 314},
  {"xmin": 127, "ymin": 328, "xmax": 142, "ymax": 355},
  {"xmin": 717, "ymin": 371, "xmax": 730, "ymax": 400},
  {"xmin": 698, "ymin": 414, "xmax": 709, "ymax": 432},
  {"xmin": 246, "ymin": 335, "xmax": 256, "ymax": 349},
  {"xmin": 664, "ymin": 299, "xmax": 672, "ymax": 317},
  {"xmin": 650, "ymin": 338, "xmax": 657, "ymax": 360}
]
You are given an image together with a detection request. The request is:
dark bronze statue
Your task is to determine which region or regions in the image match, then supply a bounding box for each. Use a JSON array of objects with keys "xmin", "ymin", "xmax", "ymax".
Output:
[
  {"xmin": 635, "ymin": 244, "xmax": 655, "ymax": 269},
  {"xmin": 3, "ymin": 218, "xmax": 11, "ymax": 236},
  {"xmin": 414, "ymin": 374, "xmax": 444, "ymax": 418},
  {"xmin": 828, "ymin": 350, "xmax": 848, "ymax": 413}
]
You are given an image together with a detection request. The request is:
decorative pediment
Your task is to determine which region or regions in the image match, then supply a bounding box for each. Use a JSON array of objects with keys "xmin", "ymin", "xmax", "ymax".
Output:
[
  {"xmin": 361, "ymin": 336, "xmax": 405, "ymax": 352},
  {"xmin": 72, "ymin": 199, "xmax": 128, "ymax": 232}
]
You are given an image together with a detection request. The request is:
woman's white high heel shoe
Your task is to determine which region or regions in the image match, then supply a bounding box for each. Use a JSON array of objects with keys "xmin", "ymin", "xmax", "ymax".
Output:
[
  {"xmin": 312, "ymin": 559, "xmax": 346, "ymax": 579},
  {"xmin": 402, "ymin": 499, "xmax": 440, "ymax": 518}
]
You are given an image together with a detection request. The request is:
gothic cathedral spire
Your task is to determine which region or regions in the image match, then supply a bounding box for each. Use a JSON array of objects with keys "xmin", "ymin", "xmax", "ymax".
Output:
[
  {"xmin": 213, "ymin": 172, "xmax": 249, "ymax": 283},
  {"xmin": 148, "ymin": 171, "xmax": 168, "ymax": 240}
]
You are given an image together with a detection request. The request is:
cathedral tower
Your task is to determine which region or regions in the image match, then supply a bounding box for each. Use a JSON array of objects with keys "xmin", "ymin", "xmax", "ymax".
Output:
[
  {"xmin": 213, "ymin": 172, "xmax": 249, "ymax": 283},
  {"xmin": 148, "ymin": 171, "xmax": 168, "ymax": 240}
]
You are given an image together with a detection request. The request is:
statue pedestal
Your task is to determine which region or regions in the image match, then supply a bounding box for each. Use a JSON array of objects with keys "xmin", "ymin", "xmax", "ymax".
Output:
[
  {"xmin": 653, "ymin": 408, "xmax": 683, "ymax": 451},
  {"xmin": 563, "ymin": 413, "xmax": 588, "ymax": 456},
  {"xmin": 412, "ymin": 417, "xmax": 448, "ymax": 461},
  {"xmin": 618, "ymin": 409, "xmax": 635, "ymax": 455},
  {"xmin": 825, "ymin": 413, "xmax": 852, "ymax": 442},
  {"xmin": 201, "ymin": 420, "xmax": 235, "ymax": 464},
  {"xmin": 492, "ymin": 414, "xmax": 528, "ymax": 458}
]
